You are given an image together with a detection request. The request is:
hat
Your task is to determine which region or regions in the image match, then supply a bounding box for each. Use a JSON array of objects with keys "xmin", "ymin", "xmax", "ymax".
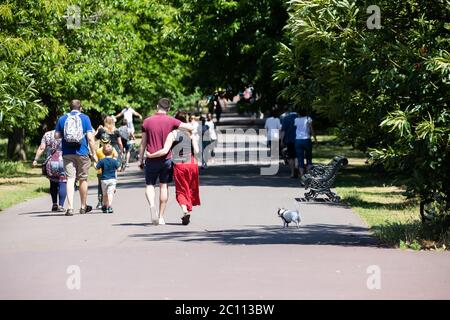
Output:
[{"xmin": 100, "ymin": 133, "xmax": 111, "ymax": 144}]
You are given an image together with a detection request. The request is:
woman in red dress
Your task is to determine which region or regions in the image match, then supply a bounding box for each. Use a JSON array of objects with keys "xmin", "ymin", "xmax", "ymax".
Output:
[{"xmin": 146, "ymin": 111, "xmax": 200, "ymax": 225}]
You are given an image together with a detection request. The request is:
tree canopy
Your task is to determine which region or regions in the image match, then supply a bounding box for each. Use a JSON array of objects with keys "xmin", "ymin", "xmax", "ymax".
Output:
[{"xmin": 274, "ymin": 0, "xmax": 450, "ymax": 219}]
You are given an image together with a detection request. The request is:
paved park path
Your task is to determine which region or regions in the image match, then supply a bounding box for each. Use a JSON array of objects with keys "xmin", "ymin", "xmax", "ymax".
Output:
[{"xmin": 1, "ymin": 113, "xmax": 449, "ymax": 299}]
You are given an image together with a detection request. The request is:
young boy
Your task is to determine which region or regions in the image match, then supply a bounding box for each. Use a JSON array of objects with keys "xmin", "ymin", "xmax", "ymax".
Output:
[
  {"xmin": 95, "ymin": 143, "xmax": 120, "ymax": 213},
  {"xmin": 95, "ymin": 134, "xmax": 118, "ymax": 209}
]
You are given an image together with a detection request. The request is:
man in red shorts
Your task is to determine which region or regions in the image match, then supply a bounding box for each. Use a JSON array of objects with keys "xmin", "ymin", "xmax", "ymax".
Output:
[{"xmin": 139, "ymin": 98, "xmax": 193, "ymax": 225}]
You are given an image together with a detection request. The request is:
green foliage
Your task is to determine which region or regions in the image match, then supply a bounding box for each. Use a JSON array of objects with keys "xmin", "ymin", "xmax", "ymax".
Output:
[
  {"xmin": 274, "ymin": 0, "xmax": 450, "ymax": 220},
  {"xmin": 0, "ymin": 161, "xmax": 26, "ymax": 178},
  {"xmin": 173, "ymin": 0, "xmax": 288, "ymax": 109},
  {"xmin": 0, "ymin": 0, "xmax": 190, "ymax": 151}
]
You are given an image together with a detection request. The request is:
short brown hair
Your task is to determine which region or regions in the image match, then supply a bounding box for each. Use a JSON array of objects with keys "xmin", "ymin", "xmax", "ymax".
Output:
[
  {"xmin": 157, "ymin": 98, "xmax": 171, "ymax": 111},
  {"xmin": 70, "ymin": 99, "xmax": 82, "ymax": 110},
  {"xmin": 174, "ymin": 110, "xmax": 188, "ymax": 123},
  {"xmin": 103, "ymin": 144, "xmax": 113, "ymax": 156}
]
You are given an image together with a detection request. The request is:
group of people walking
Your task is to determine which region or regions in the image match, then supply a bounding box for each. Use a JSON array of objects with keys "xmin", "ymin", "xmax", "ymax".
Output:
[
  {"xmin": 264, "ymin": 106, "xmax": 318, "ymax": 178},
  {"xmin": 33, "ymin": 98, "xmax": 214, "ymax": 225}
]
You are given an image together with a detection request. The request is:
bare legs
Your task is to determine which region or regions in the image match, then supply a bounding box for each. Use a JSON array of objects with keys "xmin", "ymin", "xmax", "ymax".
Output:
[
  {"xmin": 66, "ymin": 177, "xmax": 75, "ymax": 210},
  {"xmin": 145, "ymin": 183, "xmax": 168, "ymax": 224},
  {"xmin": 78, "ymin": 179, "xmax": 88, "ymax": 209}
]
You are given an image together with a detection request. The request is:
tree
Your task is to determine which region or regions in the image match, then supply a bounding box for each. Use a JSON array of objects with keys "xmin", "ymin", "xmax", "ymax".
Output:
[
  {"xmin": 0, "ymin": 0, "xmax": 190, "ymax": 158},
  {"xmin": 173, "ymin": 0, "xmax": 288, "ymax": 110},
  {"xmin": 274, "ymin": 0, "xmax": 450, "ymax": 220}
]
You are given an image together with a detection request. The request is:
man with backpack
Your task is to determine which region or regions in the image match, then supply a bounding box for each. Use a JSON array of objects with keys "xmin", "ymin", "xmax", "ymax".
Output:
[{"xmin": 55, "ymin": 99, "xmax": 98, "ymax": 216}]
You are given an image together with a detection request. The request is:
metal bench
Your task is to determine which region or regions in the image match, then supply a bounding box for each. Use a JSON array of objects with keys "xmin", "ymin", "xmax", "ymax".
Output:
[{"xmin": 301, "ymin": 156, "xmax": 348, "ymax": 202}]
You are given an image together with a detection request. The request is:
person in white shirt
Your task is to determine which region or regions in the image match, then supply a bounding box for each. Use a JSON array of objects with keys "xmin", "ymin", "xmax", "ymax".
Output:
[
  {"xmin": 294, "ymin": 111, "xmax": 317, "ymax": 177},
  {"xmin": 264, "ymin": 111, "xmax": 282, "ymax": 157},
  {"xmin": 115, "ymin": 105, "xmax": 143, "ymax": 135},
  {"xmin": 204, "ymin": 113, "xmax": 218, "ymax": 164}
]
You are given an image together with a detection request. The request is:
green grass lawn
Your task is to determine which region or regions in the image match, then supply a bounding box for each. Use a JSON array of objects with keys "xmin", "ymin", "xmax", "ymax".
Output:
[
  {"xmin": 314, "ymin": 136, "xmax": 447, "ymax": 250},
  {"xmin": 0, "ymin": 161, "xmax": 98, "ymax": 212}
]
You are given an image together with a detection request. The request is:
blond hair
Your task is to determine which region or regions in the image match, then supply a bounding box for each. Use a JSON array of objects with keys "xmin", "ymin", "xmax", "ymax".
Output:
[
  {"xmin": 102, "ymin": 143, "xmax": 113, "ymax": 156},
  {"xmin": 103, "ymin": 116, "xmax": 116, "ymax": 134}
]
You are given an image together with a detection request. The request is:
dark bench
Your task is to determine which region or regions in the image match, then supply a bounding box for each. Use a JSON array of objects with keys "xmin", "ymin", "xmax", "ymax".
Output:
[{"xmin": 300, "ymin": 156, "xmax": 348, "ymax": 202}]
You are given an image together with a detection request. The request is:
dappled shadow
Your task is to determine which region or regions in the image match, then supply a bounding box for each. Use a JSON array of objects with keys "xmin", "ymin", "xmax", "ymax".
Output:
[
  {"xmin": 89, "ymin": 164, "xmax": 302, "ymax": 189},
  {"xmin": 343, "ymin": 196, "xmax": 418, "ymax": 211},
  {"xmin": 198, "ymin": 164, "xmax": 300, "ymax": 188},
  {"xmin": 128, "ymin": 224, "xmax": 379, "ymax": 247},
  {"xmin": 19, "ymin": 210, "xmax": 52, "ymax": 215},
  {"xmin": 295, "ymin": 197, "xmax": 350, "ymax": 208}
]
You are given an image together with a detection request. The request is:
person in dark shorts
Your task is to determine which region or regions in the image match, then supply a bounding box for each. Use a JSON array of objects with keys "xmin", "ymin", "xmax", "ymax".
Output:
[
  {"xmin": 146, "ymin": 111, "xmax": 200, "ymax": 226},
  {"xmin": 280, "ymin": 109, "xmax": 298, "ymax": 178},
  {"xmin": 138, "ymin": 98, "xmax": 193, "ymax": 225}
]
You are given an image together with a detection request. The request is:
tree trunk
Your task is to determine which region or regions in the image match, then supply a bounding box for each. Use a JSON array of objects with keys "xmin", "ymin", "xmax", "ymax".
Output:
[{"xmin": 7, "ymin": 128, "xmax": 27, "ymax": 161}]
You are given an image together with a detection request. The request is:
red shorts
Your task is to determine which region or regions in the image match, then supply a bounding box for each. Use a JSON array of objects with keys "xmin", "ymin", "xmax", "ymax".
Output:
[{"xmin": 173, "ymin": 159, "xmax": 200, "ymax": 212}]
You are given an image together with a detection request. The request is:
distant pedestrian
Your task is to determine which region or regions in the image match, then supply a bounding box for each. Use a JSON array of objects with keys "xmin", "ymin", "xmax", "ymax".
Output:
[
  {"xmin": 138, "ymin": 98, "xmax": 193, "ymax": 225},
  {"xmin": 200, "ymin": 116, "xmax": 210, "ymax": 169},
  {"xmin": 204, "ymin": 113, "xmax": 217, "ymax": 164},
  {"xmin": 55, "ymin": 99, "xmax": 98, "ymax": 216},
  {"xmin": 118, "ymin": 118, "xmax": 135, "ymax": 169},
  {"xmin": 264, "ymin": 111, "xmax": 282, "ymax": 157},
  {"xmin": 95, "ymin": 144, "xmax": 120, "ymax": 213},
  {"xmin": 215, "ymin": 93, "xmax": 223, "ymax": 123},
  {"xmin": 280, "ymin": 107, "xmax": 298, "ymax": 178},
  {"xmin": 32, "ymin": 130, "xmax": 67, "ymax": 212},
  {"xmin": 146, "ymin": 110, "xmax": 200, "ymax": 225},
  {"xmin": 115, "ymin": 105, "xmax": 143, "ymax": 135},
  {"xmin": 294, "ymin": 110, "xmax": 318, "ymax": 177}
]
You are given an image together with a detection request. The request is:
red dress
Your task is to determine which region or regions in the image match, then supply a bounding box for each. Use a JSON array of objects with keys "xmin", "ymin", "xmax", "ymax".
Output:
[{"xmin": 173, "ymin": 155, "xmax": 200, "ymax": 212}]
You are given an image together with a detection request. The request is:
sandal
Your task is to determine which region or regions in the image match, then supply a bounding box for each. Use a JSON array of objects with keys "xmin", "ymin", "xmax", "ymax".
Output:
[
  {"xmin": 79, "ymin": 205, "xmax": 93, "ymax": 214},
  {"xmin": 181, "ymin": 214, "xmax": 191, "ymax": 225}
]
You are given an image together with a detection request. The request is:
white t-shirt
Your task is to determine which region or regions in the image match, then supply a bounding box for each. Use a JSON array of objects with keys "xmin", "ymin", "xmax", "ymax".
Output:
[
  {"xmin": 204, "ymin": 120, "xmax": 217, "ymax": 140},
  {"xmin": 264, "ymin": 117, "xmax": 282, "ymax": 140},
  {"xmin": 295, "ymin": 116, "xmax": 312, "ymax": 139},
  {"xmin": 122, "ymin": 107, "xmax": 135, "ymax": 132}
]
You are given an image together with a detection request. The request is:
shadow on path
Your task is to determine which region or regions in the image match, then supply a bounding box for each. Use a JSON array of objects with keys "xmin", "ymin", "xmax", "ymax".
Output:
[{"xmin": 127, "ymin": 224, "xmax": 379, "ymax": 247}]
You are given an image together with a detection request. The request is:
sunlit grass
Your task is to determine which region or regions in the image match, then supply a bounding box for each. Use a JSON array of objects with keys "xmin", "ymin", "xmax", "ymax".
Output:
[{"xmin": 314, "ymin": 136, "xmax": 449, "ymax": 250}]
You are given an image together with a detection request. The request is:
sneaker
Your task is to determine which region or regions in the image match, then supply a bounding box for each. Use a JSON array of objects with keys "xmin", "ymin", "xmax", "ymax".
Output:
[
  {"xmin": 158, "ymin": 217, "xmax": 166, "ymax": 225},
  {"xmin": 102, "ymin": 205, "xmax": 107, "ymax": 213},
  {"xmin": 51, "ymin": 204, "xmax": 58, "ymax": 212},
  {"xmin": 57, "ymin": 206, "xmax": 65, "ymax": 212},
  {"xmin": 96, "ymin": 202, "xmax": 102, "ymax": 209},
  {"xmin": 181, "ymin": 214, "xmax": 191, "ymax": 226},
  {"xmin": 107, "ymin": 207, "xmax": 113, "ymax": 214},
  {"xmin": 65, "ymin": 209, "xmax": 74, "ymax": 216},
  {"xmin": 150, "ymin": 206, "xmax": 158, "ymax": 224},
  {"xmin": 79, "ymin": 205, "xmax": 93, "ymax": 215}
]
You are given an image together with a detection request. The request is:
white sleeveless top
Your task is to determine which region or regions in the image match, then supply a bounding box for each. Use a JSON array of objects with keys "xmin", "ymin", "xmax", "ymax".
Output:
[{"xmin": 294, "ymin": 116, "xmax": 312, "ymax": 139}]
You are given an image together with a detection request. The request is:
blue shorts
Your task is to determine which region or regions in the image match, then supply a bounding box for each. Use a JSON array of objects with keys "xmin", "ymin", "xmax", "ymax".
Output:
[
  {"xmin": 144, "ymin": 159, "xmax": 173, "ymax": 185},
  {"xmin": 295, "ymin": 139, "xmax": 313, "ymax": 167}
]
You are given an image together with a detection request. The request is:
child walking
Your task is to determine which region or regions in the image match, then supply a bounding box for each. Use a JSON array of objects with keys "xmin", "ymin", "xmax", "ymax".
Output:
[
  {"xmin": 95, "ymin": 134, "xmax": 118, "ymax": 210},
  {"xmin": 95, "ymin": 144, "xmax": 120, "ymax": 213}
]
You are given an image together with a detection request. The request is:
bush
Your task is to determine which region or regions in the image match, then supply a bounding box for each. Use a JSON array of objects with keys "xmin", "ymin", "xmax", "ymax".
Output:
[{"xmin": 0, "ymin": 161, "xmax": 26, "ymax": 178}]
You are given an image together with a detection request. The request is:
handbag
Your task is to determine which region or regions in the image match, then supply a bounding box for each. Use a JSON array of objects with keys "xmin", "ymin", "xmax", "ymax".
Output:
[
  {"xmin": 41, "ymin": 156, "xmax": 51, "ymax": 176},
  {"xmin": 41, "ymin": 148, "xmax": 58, "ymax": 177}
]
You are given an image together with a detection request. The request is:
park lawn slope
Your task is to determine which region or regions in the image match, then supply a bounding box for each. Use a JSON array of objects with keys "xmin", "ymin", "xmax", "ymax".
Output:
[
  {"xmin": 0, "ymin": 161, "xmax": 98, "ymax": 212},
  {"xmin": 314, "ymin": 136, "xmax": 447, "ymax": 250}
]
